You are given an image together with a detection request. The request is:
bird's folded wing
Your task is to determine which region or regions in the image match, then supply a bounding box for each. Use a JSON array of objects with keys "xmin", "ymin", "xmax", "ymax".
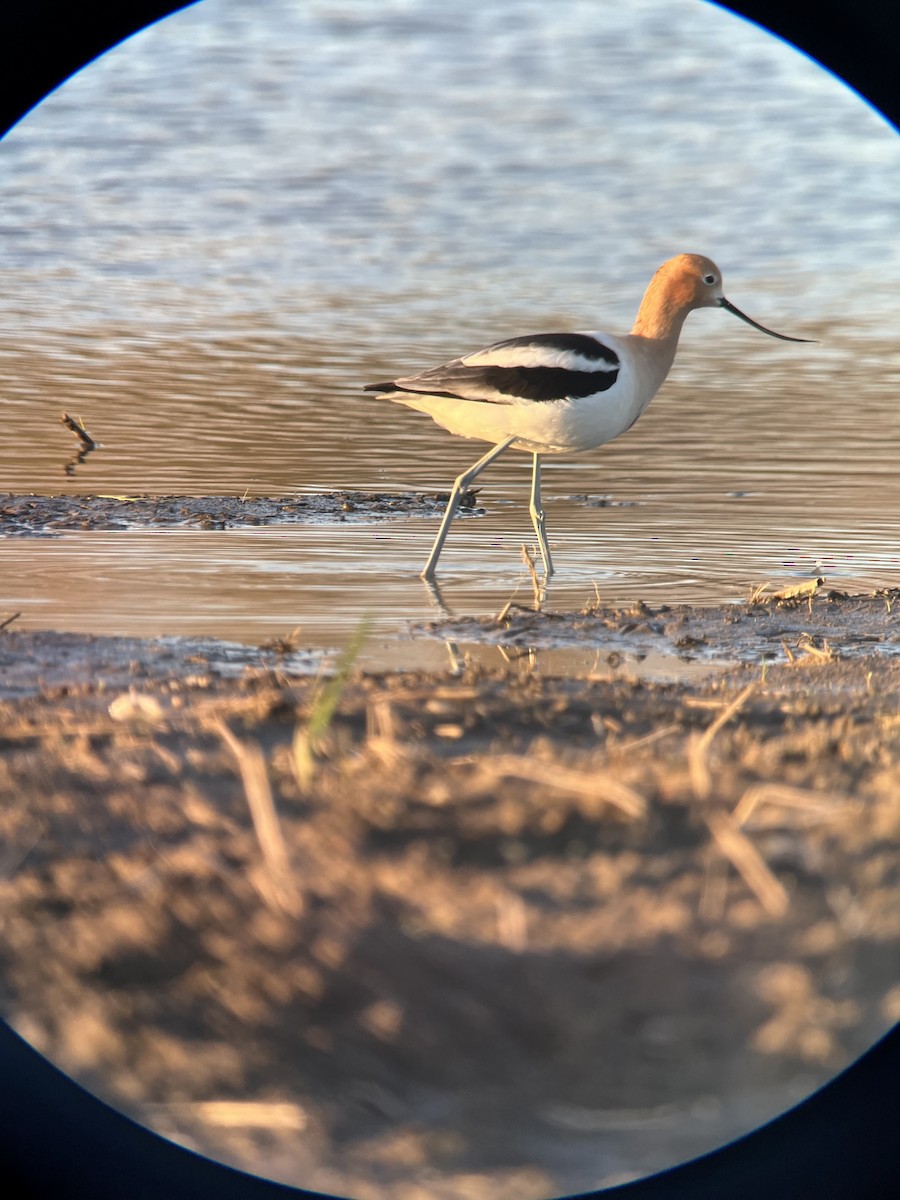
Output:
[{"xmin": 369, "ymin": 332, "xmax": 620, "ymax": 404}]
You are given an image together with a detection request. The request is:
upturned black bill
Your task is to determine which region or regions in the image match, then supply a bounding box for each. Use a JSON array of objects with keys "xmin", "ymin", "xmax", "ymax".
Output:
[{"xmin": 719, "ymin": 297, "xmax": 813, "ymax": 343}]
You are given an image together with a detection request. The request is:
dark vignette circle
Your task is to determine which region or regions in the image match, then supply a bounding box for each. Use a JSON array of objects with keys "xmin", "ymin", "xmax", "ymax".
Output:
[
  {"xmin": 0, "ymin": 3, "xmax": 899, "ymax": 1198},
  {"xmin": 1, "ymin": 2, "xmax": 899, "ymax": 136}
]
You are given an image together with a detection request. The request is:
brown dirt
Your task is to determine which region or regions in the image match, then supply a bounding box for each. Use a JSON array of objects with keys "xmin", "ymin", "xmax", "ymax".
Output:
[{"xmin": 1, "ymin": 597, "xmax": 899, "ymax": 1198}]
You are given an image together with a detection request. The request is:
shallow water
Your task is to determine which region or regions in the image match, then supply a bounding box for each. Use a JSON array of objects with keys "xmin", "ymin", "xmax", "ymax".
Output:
[
  {"xmin": 1, "ymin": 0, "xmax": 900, "ymax": 663},
  {"xmin": 2, "ymin": 321, "xmax": 899, "ymax": 665}
]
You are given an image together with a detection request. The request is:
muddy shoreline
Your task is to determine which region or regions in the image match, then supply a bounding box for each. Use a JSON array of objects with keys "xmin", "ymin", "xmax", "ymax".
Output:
[
  {"xmin": 0, "ymin": 490, "xmax": 481, "ymax": 536},
  {"xmin": 415, "ymin": 587, "xmax": 900, "ymax": 667},
  {"xmin": 1, "ymin": 584, "xmax": 899, "ymax": 1197}
]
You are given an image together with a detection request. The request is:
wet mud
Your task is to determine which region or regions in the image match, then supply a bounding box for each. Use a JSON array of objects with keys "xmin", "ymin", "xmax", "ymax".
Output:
[
  {"xmin": 0, "ymin": 629, "xmax": 324, "ymax": 701},
  {"xmin": 0, "ymin": 489, "xmax": 479, "ymax": 536},
  {"xmin": 418, "ymin": 588, "xmax": 900, "ymax": 667},
  {"xmin": 1, "ymin": 595, "xmax": 899, "ymax": 1197}
]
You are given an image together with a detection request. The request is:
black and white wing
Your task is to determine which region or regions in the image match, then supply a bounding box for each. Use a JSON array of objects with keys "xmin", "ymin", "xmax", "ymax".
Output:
[{"xmin": 365, "ymin": 331, "xmax": 620, "ymax": 404}]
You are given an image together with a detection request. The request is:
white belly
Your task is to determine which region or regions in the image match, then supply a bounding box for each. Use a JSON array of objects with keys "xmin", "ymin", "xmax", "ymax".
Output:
[{"xmin": 391, "ymin": 354, "xmax": 661, "ymax": 454}]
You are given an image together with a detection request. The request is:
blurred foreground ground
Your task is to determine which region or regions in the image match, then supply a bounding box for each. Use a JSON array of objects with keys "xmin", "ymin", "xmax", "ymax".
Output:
[{"xmin": 1, "ymin": 594, "xmax": 899, "ymax": 1197}]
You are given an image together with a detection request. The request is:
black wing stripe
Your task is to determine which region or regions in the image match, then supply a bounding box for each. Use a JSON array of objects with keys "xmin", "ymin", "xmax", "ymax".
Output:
[
  {"xmin": 381, "ymin": 363, "xmax": 620, "ymax": 404},
  {"xmin": 364, "ymin": 333, "xmax": 621, "ymax": 403},
  {"xmin": 479, "ymin": 364, "xmax": 619, "ymax": 401}
]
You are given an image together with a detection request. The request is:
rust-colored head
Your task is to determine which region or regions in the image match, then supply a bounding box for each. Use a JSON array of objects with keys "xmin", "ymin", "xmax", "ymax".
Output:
[
  {"xmin": 653, "ymin": 253, "xmax": 725, "ymax": 311},
  {"xmin": 632, "ymin": 254, "xmax": 811, "ymax": 343}
]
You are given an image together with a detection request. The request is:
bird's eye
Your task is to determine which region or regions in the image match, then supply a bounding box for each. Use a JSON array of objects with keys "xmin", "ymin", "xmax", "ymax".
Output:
[{"xmin": 703, "ymin": 273, "xmax": 717, "ymax": 285}]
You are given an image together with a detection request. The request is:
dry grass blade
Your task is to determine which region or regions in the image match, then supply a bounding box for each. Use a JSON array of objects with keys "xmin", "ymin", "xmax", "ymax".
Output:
[
  {"xmin": 258, "ymin": 627, "xmax": 304, "ymax": 654},
  {"xmin": 699, "ymin": 850, "xmax": 729, "ymax": 922},
  {"xmin": 365, "ymin": 694, "xmax": 412, "ymax": 768},
  {"xmin": 732, "ymin": 783, "xmax": 853, "ymax": 829},
  {"xmin": 0, "ymin": 611, "xmax": 22, "ymax": 633},
  {"xmin": 795, "ymin": 633, "xmax": 836, "ymax": 662},
  {"xmin": 214, "ymin": 717, "xmax": 302, "ymax": 916},
  {"xmin": 475, "ymin": 754, "xmax": 646, "ymax": 820},
  {"xmin": 704, "ymin": 809, "xmax": 789, "ymax": 918},
  {"xmin": 583, "ymin": 581, "xmax": 603, "ymax": 614},
  {"xmin": 366, "ymin": 694, "xmax": 397, "ymax": 742},
  {"xmin": 747, "ymin": 581, "xmax": 771, "ymax": 604},
  {"xmin": 494, "ymin": 601, "xmax": 543, "ymax": 628},
  {"xmin": 687, "ymin": 732, "xmax": 712, "ymax": 801},
  {"xmin": 159, "ymin": 1101, "xmax": 307, "ymax": 1131},
  {"xmin": 699, "ymin": 682, "xmax": 757, "ymax": 751},
  {"xmin": 520, "ymin": 543, "xmax": 543, "ymax": 610},
  {"xmin": 618, "ymin": 723, "xmax": 681, "ymax": 753},
  {"xmin": 690, "ymin": 682, "xmax": 757, "ymax": 802}
]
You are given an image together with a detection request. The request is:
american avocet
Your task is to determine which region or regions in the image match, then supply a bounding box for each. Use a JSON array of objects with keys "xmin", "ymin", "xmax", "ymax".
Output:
[{"xmin": 365, "ymin": 254, "xmax": 810, "ymax": 580}]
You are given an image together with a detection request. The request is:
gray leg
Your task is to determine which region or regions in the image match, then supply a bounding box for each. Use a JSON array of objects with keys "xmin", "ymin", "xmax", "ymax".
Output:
[
  {"xmin": 528, "ymin": 453, "xmax": 554, "ymax": 577},
  {"xmin": 421, "ymin": 436, "xmax": 516, "ymax": 580}
]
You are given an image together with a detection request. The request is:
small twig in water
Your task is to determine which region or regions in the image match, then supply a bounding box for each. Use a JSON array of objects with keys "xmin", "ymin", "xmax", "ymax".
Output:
[
  {"xmin": 61, "ymin": 412, "xmax": 97, "ymax": 449},
  {"xmin": 61, "ymin": 413, "xmax": 99, "ymax": 476},
  {"xmin": 0, "ymin": 611, "xmax": 22, "ymax": 633}
]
